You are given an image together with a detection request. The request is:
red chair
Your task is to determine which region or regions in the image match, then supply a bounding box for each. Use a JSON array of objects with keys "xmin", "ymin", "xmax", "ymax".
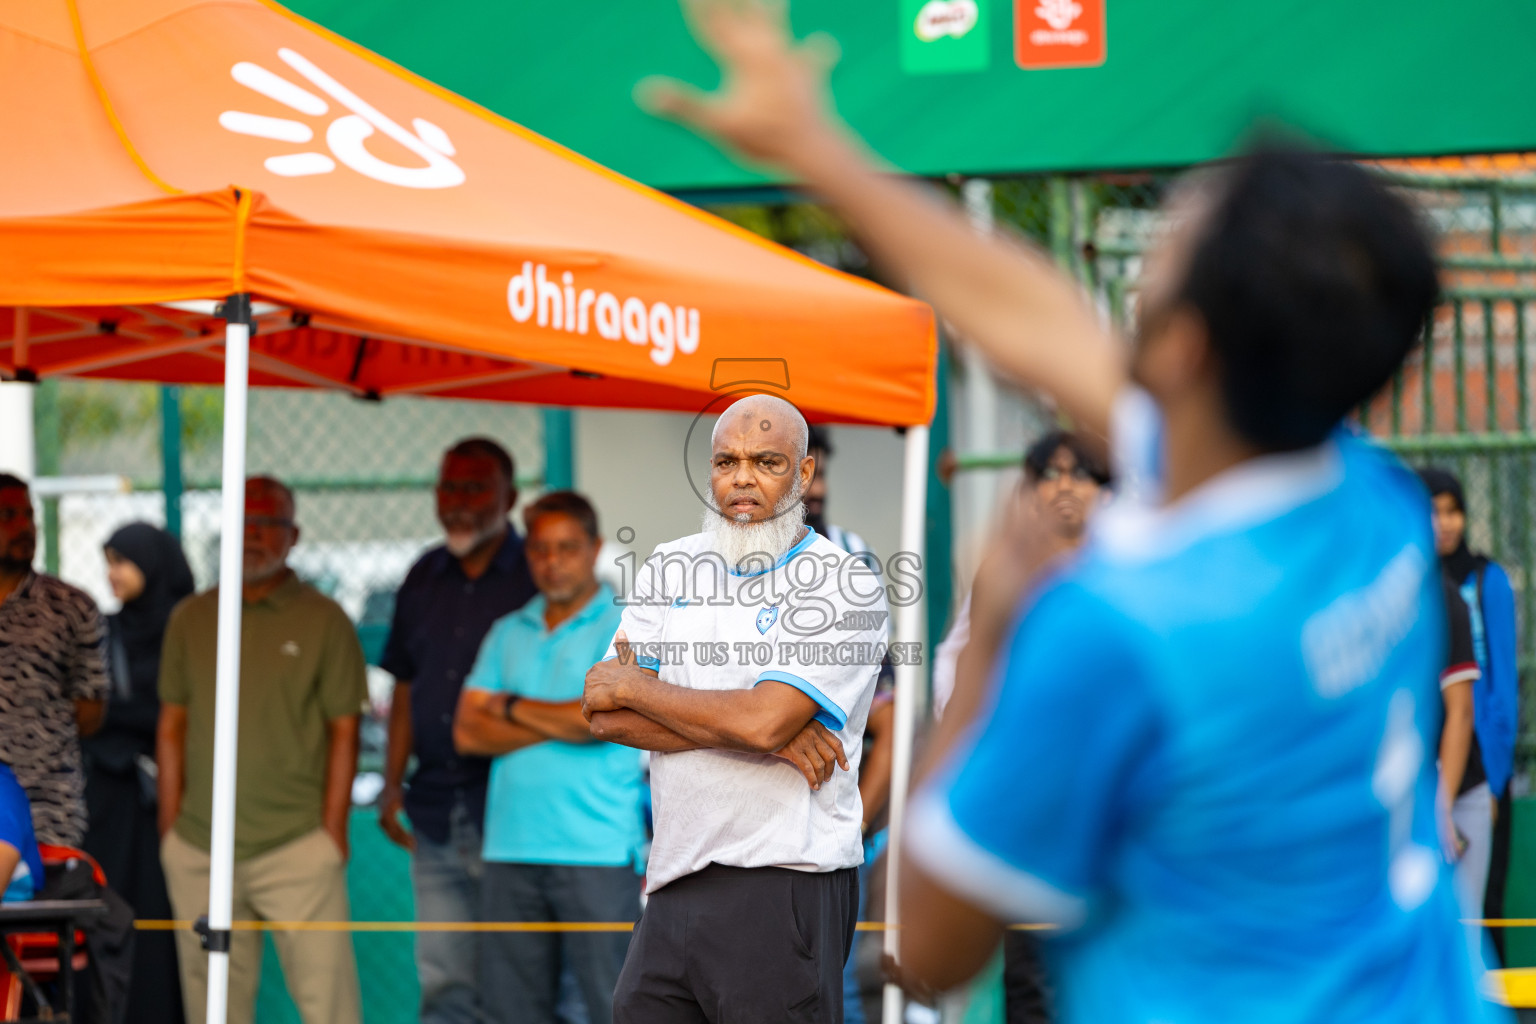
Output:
[{"xmin": 0, "ymin": 845, "xmax": 105, "ymax": 1021}]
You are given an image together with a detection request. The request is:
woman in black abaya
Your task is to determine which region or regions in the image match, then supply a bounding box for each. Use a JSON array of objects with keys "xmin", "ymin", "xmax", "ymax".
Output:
[{"xmin": 85, "ymin": 522, "xmax": 194, "ymax": 1024}]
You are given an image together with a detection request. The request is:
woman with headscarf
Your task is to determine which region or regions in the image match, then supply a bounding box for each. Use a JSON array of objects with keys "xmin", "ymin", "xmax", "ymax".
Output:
[
  {"xmin": 86, "ymin": 522, "xmax": 194, "ymax": 1024},
  {"xmin": 1420, "ymin": 467, "xmax": 1520, "ymax": 964}
]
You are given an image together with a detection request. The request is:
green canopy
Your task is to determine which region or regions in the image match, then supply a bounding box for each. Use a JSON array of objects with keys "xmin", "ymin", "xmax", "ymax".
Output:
[{"xmin": 287, "ymin": 0, "xmax": 1536, "ymax": 191}]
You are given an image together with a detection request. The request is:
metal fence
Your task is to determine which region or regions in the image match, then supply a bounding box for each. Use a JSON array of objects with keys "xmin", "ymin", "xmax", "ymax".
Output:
[
  {"xmin": 32, "ymin": 380, "xmax": 544, "ymax": 1022},
  {"xmin": 999, "ymin": 168, "xmax": 1536, "ymax": 784}
]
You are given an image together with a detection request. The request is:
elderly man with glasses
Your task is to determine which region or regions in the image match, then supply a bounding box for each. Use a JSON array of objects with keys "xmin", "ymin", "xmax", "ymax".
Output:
[{"xmin": 158, "ymin": 475, "xmax": 368, "ymax": 1024}]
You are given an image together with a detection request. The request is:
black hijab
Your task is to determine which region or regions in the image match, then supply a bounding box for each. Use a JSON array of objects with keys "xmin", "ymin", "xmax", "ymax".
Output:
[
  {"xmin": 87, "ymin": 524, "xmax": 192, "ymax": 769},
  {"xmin": 1418, "ymin": 467, "xmax": 1479, "ymax": 584},
  {"xmin": 108, "ymin": 523, "xmax": 193, "ymax": 646},
  {"xmin": 104, "ymin": 523, "xmax": 194, "ymax": 701}
]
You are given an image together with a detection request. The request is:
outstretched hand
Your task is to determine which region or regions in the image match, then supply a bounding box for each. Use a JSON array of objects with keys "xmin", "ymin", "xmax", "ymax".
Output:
[
  {"xmin": 774, "ymin": 719, "xmax": 848, "ymax": 790},
  {"xmin": 637, "ymin": 0, "xmax": 845, "ymax": 171}
]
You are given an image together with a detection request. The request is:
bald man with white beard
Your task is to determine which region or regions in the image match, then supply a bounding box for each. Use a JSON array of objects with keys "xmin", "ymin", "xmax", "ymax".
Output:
[{"xmin": 582, "ymin": 394, "xmax": 889, "ymax": 1024}]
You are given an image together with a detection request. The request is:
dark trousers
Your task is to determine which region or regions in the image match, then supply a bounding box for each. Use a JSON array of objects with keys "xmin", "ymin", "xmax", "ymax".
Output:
[
  {"xmin": 83, "ymin": 764, "xmax": 183, "ymax": 1024},
  {"xmin": 1003, "ymin": 929, "xmax": 1054, "ymax": 1024},
  {"xmin": 1486, "ymin": 786, "xmax": 1515, "ymax": 966},
  {"xmin": 481, "ymin": 862, "xmax": 641, "ymax": 1024},
  {"xmin": 614, "ymin": 864, "xmax": 858, "ymax": 1024}
]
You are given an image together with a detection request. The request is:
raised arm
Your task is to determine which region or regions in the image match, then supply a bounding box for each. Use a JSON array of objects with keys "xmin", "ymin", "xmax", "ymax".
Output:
[
  {"xmin": 641, "ymin": 0, "xmax": 1125, "ymax": 437},
  {"xmin": 897, "ymin": 501, "xmax": 1082, "ymax": 991}
]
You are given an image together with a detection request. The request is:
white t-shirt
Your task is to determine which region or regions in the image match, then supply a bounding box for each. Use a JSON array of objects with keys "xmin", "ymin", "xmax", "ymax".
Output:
[
  {"xmin": 931, "ymin": 593, "xmax": 971, "ymax": 720},
  {"xmin": 615, "ymin": 527, "xmax": 889, "ymax": 892}
]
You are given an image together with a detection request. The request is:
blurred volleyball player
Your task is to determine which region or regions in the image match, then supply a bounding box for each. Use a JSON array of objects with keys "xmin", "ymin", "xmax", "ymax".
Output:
[{"xmin": 639, "ymin": 3, "xmax": 1498, "ymax": 1020}]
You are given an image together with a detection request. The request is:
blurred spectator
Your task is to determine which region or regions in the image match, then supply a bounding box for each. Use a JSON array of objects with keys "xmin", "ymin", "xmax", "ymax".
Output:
[
  {"xmin": 804, "ymin": 426, "xmax": 872, "ymax": 557},
  {"xmin": 806, "ymin": 426, "xmax": 888, "ymax": 1024},
  {"xmin": 378, "ymin": 437, "xmax": 536, "ymax": 1024},
  {"xmin": 454, "ymin": 491, "xmax": 642, "ymax": 1024},
  {"xmin": 933, "ymin": 431, "xmax": 1110, "ymax": 717},
  {"xmin": 931, "ymin": 431, "xmax": 1109, "ymax": 1024},
  {"xmin": 0, "ymin": 759, "xmax": 43, "ymax": 903},
  {"xmin": 1422, "ymin": 467, "xmax": 1517, "ymax": 943},
  {"xmin": 85, "ymin": 522, "xmax": 193, "ymax": 1024},
  {"xmin": 157, "ymin": 477, "xmax": 367, "ymax": 1024},
  {"xmin": 1434, "ymin": 575, "xmax": 1482, "ymax": 911},
  {"xmin": 0, "ymin": 474, "xmax": 108, "ymax": 846}
]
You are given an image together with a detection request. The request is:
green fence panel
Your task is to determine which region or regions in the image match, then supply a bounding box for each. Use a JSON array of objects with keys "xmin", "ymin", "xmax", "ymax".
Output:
[{"xmin": 1499, "ymin": 799, "xmax": 1536, "ymax": 969}]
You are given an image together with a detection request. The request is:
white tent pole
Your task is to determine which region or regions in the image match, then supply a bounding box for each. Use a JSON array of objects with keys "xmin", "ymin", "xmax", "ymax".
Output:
[
  {"xmin": 205, "ymin": 296, "xmax": 252, "ymax": 1024},
  {"xmin": 882, "ymin": 424, "xmax": 930, "ymax": 1024},
  {"xmin": 959, "ymin": 180, "xmax": 1000, "ymax": 545}
]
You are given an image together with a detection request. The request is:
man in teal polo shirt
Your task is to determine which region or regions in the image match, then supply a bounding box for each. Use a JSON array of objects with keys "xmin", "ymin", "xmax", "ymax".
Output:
[{"xmin": 454, "ymin": 491, "xmax": 642, "ymax": 1024}]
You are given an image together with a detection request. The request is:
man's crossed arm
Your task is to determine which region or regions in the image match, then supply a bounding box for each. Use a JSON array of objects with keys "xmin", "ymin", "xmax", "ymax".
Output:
[
  {"xmin": 453, "ymin": 686, "xmax": 595, "ymax": 758},
  {"xmin": 582, "ymin": 631, "xmax": 849, "ymax": 790}
]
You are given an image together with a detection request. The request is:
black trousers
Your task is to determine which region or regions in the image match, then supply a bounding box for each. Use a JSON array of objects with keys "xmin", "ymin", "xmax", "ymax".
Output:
[
  {"xmin": 83, "ymin": 764, "xmax": 183, "ymax": 1024},
  {"xmin": 1003, "ymin": 930, "xmax": 1054, "ymax": 1024},
  {"xmin": 480, "ymin": 861, "xmax": 641, "ymax": 1024},
  {"xmin": 1485, "ymin": 786, "xmax": 1515, "ymax": 966},
  {"xmin": 614, "ymin": 864, "xmax": 858, "ymax": 1024}
]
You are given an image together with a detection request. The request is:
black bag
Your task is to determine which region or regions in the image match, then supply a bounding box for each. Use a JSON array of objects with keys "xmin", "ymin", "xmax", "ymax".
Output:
[{"xmin": 34, "ymin": 856, "xmax": 136, "ymax": 1024}]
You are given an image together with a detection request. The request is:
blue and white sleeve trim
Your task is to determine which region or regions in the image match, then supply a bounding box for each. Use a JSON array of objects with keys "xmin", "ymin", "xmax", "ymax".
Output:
[
  {"xmin": 601, "ymin": 652, "xmax": 662, "ymax": 671},
  {"xmin": 906, "ymin": 786, "xmax": 1089, "ymax": 932},
  {"xmin": 755, "ymin": 670, "xmax": 847, "ymax": 731}
]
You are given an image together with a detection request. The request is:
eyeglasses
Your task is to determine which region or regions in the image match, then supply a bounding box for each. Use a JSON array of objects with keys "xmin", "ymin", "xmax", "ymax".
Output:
[
  {"xmin": 1038, "ymin": 465, "xmax": 1096, "ymax": 483},
  {"xmin": 436, "ymin": 480, "xmax": 494, "ymax": 497},
  {"xmin": 245, "ymin": 516, "xmax": 295, "ymax": 530}
]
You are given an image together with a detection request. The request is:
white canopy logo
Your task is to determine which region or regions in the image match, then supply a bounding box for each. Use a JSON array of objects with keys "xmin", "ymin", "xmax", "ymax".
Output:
[
  {"xmin": 220, "ymin": 48, "xmax": 465, "ymax": 189},
  {"xmin": 914, "ymin": 0, "xmax": 979, "ymax": 42},
  {"xmin": 1034, "ymin": 0, "xmax": 1082, "ymax": 31},
  {"xmin": 508, "ymin": 263, "xmax": 700, "ymax": 368}
]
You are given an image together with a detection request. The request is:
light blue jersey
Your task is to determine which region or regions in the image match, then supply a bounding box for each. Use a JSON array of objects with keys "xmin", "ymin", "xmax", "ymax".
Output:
[{"xmin": 910, "ymin": 427, "xmax": 1501, "ymax": 1023}]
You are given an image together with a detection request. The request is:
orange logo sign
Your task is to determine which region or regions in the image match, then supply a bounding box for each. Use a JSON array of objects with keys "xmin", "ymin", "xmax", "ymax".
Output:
[{"xmin": 1014, "ymin": 0, "xmax": 1106, "ymax": 69}]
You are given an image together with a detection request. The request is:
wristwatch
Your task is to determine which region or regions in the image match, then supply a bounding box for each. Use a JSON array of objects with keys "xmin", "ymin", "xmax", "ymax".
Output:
[{"xmin": 502, "ymin": 694, "xmax": 521, "ymax": 723}]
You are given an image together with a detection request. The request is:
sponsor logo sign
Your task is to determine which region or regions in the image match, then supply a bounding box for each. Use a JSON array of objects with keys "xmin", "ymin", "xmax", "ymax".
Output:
[
  {"xmin": 901, "ymin": 0, "xmax": 990, "ymax": 75},
  {"xmin": 221, "ymin": 48, "xmax": 465, "ymax": 188},
  {"xmin": 1014, "ymin": 0, "xmax": 1106, "ymax": 69}
]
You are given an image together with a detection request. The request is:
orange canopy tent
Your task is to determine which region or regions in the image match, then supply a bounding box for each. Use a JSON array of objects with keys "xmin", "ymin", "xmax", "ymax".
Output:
[
  {"xmin": 0, "ymin": 3, "xmax": 936, "ymax": 1020},
  {"xmin": 0, "ymin": 0, "xmax": 935, "ymax": 425}
]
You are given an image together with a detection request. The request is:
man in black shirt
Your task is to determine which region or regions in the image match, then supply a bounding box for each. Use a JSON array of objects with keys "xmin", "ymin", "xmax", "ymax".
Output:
[{"xmin": 379, "ymin": 440, "xmax": 536, "ymax": 1024}]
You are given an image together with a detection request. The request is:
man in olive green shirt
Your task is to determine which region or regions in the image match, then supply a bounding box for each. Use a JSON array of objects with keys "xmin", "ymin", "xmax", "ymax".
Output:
[{"xmin": 157, "ymin": 477, "xmax": 367, "ymax": 1024}]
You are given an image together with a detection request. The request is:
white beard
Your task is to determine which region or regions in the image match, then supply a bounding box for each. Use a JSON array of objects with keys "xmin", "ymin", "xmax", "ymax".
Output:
[
  {"xmin": 444, "ymin": 522, "xmax": 500, "ymax": 558},
  {"xmin": 701, "ymin": 487, "xmax": 807, "ymax": 575}
]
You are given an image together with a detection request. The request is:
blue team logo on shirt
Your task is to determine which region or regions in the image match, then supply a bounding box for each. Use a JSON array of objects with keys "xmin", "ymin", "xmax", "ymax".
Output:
[{"xmin": 756, "ymin": 606, "xmax": 779, "ymax": 634}]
